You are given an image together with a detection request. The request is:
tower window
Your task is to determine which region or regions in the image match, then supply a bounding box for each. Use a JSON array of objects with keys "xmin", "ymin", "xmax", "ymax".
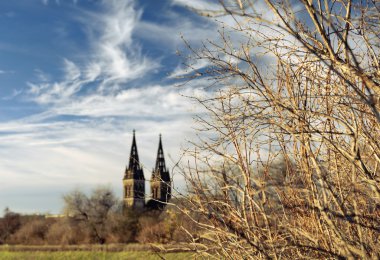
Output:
[
  {"xmin": 126, "ymin": 186, "xmax": 131, "ymax": 197},
  {"xmin": 154, "ymin": 187, "xmax": 159, "ymax": 199}
]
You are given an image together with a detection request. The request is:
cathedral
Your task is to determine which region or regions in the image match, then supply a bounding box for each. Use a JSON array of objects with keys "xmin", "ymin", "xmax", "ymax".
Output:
[{"xmin": 123, "ymin": 130, "xmax": 171, "ymax": 211}]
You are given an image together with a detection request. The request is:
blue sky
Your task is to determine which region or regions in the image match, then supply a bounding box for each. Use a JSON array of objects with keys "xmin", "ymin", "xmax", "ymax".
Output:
[{"xmin": 0, "ymin": 0, "xmax": 221, "ymax": 214}]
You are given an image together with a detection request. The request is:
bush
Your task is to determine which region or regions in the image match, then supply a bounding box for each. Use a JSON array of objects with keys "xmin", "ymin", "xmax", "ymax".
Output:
[
  {"xmin": 9, "ymin": 216, "xmax": 54, "ymax": 245},
  {"xmin": 45, "ymin": 218, "xmax": 89, "ymax": 245},
  {"xmin": 0, "ymin": 208, "xmax": 21, "ymax": 244}
]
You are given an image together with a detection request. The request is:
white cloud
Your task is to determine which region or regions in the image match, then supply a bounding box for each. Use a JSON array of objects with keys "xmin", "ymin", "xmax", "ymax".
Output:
[
  {"xmin": 53, "ymin": 84, "xmax": 198, "ymax": 117},
  {"xmin": 33, "ymin": 69, "xmax": 50, "ymax": 82},
  {"xmin": 0, "ymin": 69, "xmax": 14, "ymax": 75},
  {"xmin": 24, "ymin": 0, "xmax": 209, "ymax": 122},
  {"xmin": 169, "ymin": 59, "xmax": 211, "ymax": 78},
  {"xmin": 7, "ymin": 0, "xmax": 308, "ymax": 215},
  {"xmin": 136, "ymin": 18, "xmax": 216, "ymax": 50},
  {"xmin": 2, "ymin": 89, "xmax": 22, "ymax": 100},
  {"xmin": 41, "ymin": 0, "xmax": 62, "ymax": 6},
  {"xmin": 63, "ymin": 59, "xmax": 81, "ymax": 81},
  {"xmin": 0, "ymin": 97, "xmax": 196, "ymax": 213},
  {"xmin": 171, "ymin": 0, "xmax": 221, "ymax": 11},
  {"xmin": 2, "ymin": 0, "xmax": 214, "ymax": 214},
  {"xmin": 28, "ymin": 0, "xmax": 159, "ymax": 106},
  {"xmin": 92, "ymin": 1, "xmax": 157, "ymax": 83}
]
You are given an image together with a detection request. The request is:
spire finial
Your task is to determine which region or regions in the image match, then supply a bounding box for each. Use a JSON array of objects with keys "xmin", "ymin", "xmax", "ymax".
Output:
[
  {"xmin": 128, "ymin": 129, "xmax": 140, "ymax": 171},
  {"xmin": 155, "ymin": 133, "xmax": 166, "ymax": 172}
]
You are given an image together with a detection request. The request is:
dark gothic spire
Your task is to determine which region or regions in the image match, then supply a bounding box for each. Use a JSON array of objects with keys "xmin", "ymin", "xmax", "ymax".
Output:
[
  {"xmin": 148, "ymin": 134, "xmax": 171, "ymax": 209},
  {"xmin": 153, "ymin": 134, "xmax": 170, "ymax": 182},
  {"xmin": 155, "ymin": 134, "xmax": 166, "ymax": 172},
  {"xmin": 128, "ymin": 130, "xmax": 141, "ymax": 171}
]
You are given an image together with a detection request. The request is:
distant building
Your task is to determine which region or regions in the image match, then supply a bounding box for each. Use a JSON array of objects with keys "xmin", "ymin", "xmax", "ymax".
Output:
[
  {"xmin": 123, "ymin": 130, "xmax": 146, "ymax": 209},
  {"xmin": 122, "ymin": 130, "xmax": 172, "ymax": 211},
  {"xmin": 148, "ymin": 134, "xmax": 172, "ymax": 210}
]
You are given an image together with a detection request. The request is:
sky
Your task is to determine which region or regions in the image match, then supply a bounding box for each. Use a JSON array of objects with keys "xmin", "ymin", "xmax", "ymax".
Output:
[{"xmin": 0, "ymin": 0, "xmax": 222, "ymax": 214}]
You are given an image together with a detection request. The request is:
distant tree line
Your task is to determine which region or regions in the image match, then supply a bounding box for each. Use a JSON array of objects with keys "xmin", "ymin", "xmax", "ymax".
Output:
[{"xmin": 0, "ymin": 186, "xmax": 198, "ymax": 245}]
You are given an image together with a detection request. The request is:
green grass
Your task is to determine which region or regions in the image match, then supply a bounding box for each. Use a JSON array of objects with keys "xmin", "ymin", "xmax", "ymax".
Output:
[{"xmin": 0, "ymin": 251, "xmax": 194, "ymax": 260}]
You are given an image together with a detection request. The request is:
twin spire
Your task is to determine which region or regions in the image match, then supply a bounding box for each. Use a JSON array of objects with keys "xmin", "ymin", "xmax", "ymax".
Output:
[
  {"xmin": 123, "ymin": 130, "xmax": 171, "ymax": 210},
  {"xmin": 125, "ymin": 130, "xmax": 167, "ymax": 179}
]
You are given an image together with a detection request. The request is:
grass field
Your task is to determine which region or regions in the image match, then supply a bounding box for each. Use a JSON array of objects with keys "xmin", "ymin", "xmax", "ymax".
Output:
[
  {"xmin": 0, "ymin": 244, "xmax": 197, "ymax": 259},
  {"xmin": 0, "ymin": 251, "xmax": 195, "ymax": 260}
]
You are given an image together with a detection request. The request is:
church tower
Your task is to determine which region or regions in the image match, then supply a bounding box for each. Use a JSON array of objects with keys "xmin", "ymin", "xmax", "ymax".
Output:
[
  {"xmin": 150, "ymin": 134, "xmax": 171, "ymax": 206},
  {"xmin": 123, "ymin": 130, "xmax": 145, "ymax": 210}
]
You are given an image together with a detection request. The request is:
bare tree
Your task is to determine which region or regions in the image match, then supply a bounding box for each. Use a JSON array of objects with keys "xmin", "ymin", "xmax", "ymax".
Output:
[
  {"xmin": 0, "ymin": 208, "xmax": 21, "ymax": 244},
  {"xmin": 63, "ymin": 186, "xmax": 119, "ymax": 244},
  {"xmin": 179, "ymin": 0, "xmax": 380, "ymax": 258}
]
